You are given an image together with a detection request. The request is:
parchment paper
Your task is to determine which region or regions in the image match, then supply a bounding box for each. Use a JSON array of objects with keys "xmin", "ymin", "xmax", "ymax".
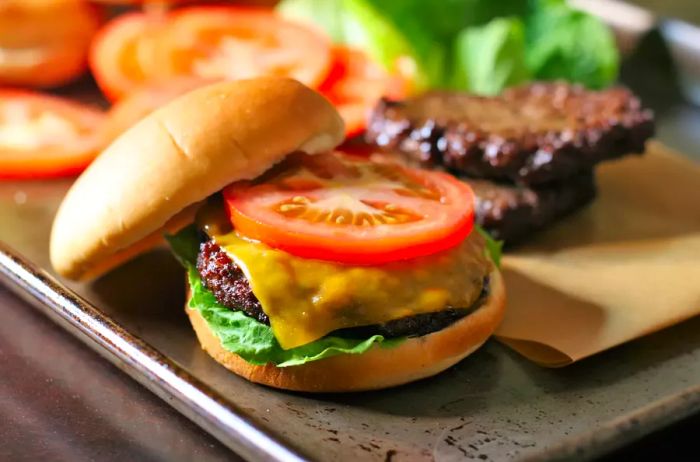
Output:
[{"xmin": 495, "ymin": 141, "xmax": 700, "ymax": 366}]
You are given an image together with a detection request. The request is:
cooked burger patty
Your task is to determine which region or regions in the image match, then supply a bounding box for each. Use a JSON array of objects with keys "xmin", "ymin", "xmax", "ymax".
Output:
[
  {"xmin": 197, "ymin": 240, "xmax": 268, "ymax": 324},
  {"xmin": 196, "ymin": 240, "xmax": 488, "ymax": 339},
  {"xmin": 334, "ymin": 285, "xmax": 488, "ymax": 339},
  {"xmin": 366, "ymin": 82, "xmax": 654, "ymax": 185},
  {"xmin": 469, "ymin": 172, "xmax": 596, "ymax": 243}
]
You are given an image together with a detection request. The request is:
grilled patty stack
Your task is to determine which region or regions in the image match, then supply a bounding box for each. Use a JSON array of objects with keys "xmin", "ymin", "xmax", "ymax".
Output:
[{"xmin": 366, "ymin": 82, "xmax": 655, "ymax": 243}]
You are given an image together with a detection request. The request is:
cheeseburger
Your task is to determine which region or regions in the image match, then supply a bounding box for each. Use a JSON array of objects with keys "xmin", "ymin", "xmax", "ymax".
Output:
[{"xmin": 50, "ymin": 78, "xmax": 505, "ymax": 392}]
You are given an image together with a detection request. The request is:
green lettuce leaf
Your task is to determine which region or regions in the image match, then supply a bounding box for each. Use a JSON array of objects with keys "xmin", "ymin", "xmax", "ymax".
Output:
[
  {"xmin": 277, "ymin": 0, "xmax": 437, "ymax": 88},
  {"xmin": 365, "ymin": 0, "xmax": 528, "ymax": 86},
  {"xmin": 476, "ymin": 225, "xmax": 503, "ymax": 268},
  {"xmin": 165, "ymin": 226, "xmax": 402, "ymax": 367},
  {"xmin": 525, "ymin": 2, "xmax": 619, "ymax": 88},
  {"xmin": 278, "ymin": 0, "xmax": 618, "ymax": 92},
  {"xmin": 450, "ymin": 17, "xmax": 530, "ymax": 95},
  {"xmin": 369, "ymin": 0, "xmax": 527, "ymax": 44},
  {"xmin": 277, "ymin": 0, "xmax": 346, "ymax": 42}
]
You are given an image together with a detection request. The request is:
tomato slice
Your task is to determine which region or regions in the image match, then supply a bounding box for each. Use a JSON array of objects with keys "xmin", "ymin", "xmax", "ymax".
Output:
[
  {"xmin": 223, "ymin": 151, "xmax": 475, "ymax": 265},
  {"xmin": 0, "ymin": 0, "xmax": 101, "ymax": 88},
  {"xmin": 90, "ymin": 7, "xmax": 331, "ymax": 101},
  {"xmin": 0, "ymin": 91, "xmax": 106, "ymax": 179},
  {"xmin": 91, "ymin": 0, "xmax": 185, "ymax": 3},
  {"xmin": 90, "ymin": 12, "xmax": 169, "ymax": 101},
  {"xmin": 318, "ymin": 47, "xmax": 408, "ymax": 137}
]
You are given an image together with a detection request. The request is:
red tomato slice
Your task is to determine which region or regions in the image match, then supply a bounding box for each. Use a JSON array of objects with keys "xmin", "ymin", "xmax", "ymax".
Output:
[
  {"xmin": 91, "ymin": 1, "xmax": 185, "ymax": 3},
  {"xmin": 319, "ymin": 47, "xmax": 408, "ymax": 137},
  {"xmin": 0, "ymin": 0, "xmax": 101, "ymax": 88},
  {"xmin": 223, "ymin": 151, "xmax": 475, "ymax": 265},
  {"xmin": 0, "ymin": 91, "xmax": 106, "ymax": 179},
  {"xmin": 90, "ymin": 7, "xmax": 331, "ymax": 101},
  {"xmin": 90, "ymin": 12, "xmax": 170, "ymax": 101}
]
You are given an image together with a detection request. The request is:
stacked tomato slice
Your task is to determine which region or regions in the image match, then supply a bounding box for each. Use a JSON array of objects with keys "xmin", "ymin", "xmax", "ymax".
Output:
[
  {"xmin": 0, "ymin": 0, "xmax": 101, "ymax": 88},
  {"xmin": 0, "ymin": 5, "xmax": 411, "ymax": 180},
  {"xmin": 0, "ymin": 91, "xmax": 105, "ymax": 179},
  {"xmin": 90, "ymin": 7, "xmax": 408, "ymax": 137},
  {"xmin": 319, "ymin": 47, "xmax": 407, "ymax": 138},
  {"xmin": 223, "ymin": 151, "xmax": 475, "ymax": 264},
  {"xmin": 90, "ymin": 7, "xmax": 332, "ymax": 101}
]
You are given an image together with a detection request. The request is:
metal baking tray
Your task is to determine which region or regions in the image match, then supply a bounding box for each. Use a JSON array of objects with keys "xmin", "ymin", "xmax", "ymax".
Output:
[
  {"xmin": 2, "ymin": 6, "xmax": 700, "ymax": 455},
  {"xmin": 1, "ymin": 172, "xmax": 700, "ymax": 462}
]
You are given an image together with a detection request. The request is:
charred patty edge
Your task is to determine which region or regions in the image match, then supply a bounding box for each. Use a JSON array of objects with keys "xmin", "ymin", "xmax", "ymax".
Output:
[
  {"xmin": 366, "ymin": 83, "xmax": 655, "ymax": 185},
  {"xmin": 196, "ymin": 239, "xmax": 490, "ymax": 340},
  {"xmin": 470, "ymin": 171, "xmax": 597, "ymax": 243}
]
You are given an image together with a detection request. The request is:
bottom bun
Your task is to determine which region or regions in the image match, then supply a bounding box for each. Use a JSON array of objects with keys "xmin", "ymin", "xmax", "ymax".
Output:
[{"xmin": 187, "ymin": 268, "xmax": 506, "ymax": 392}]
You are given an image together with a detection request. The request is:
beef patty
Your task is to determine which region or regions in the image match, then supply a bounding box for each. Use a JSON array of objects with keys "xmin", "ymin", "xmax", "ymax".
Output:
[
  {"xmin": 470, "ymin": 171, "xmax": 597, "ymax": 243},
  {"xmin": 366, "ymin": 82, "xmax": 654, "ymax": 185},
  {"xmin": 196, "ymin": 240, "xmax": 488, "ymax": 339}
]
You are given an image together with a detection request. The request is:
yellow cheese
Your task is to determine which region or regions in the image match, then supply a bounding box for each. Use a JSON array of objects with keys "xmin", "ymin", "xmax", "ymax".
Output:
[{"xmin": 214, "ymin": 230, "xmax": 491, "ymax": 350}]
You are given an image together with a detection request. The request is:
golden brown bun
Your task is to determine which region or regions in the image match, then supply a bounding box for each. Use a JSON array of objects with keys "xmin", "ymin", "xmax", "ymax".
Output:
[
  {"xmin": 50, "ymin": 78, "xmax": 345, "ymax": 280},
  {"xmin": 187, "ymin": 268, "xmax": 505, "ymax": 392}
]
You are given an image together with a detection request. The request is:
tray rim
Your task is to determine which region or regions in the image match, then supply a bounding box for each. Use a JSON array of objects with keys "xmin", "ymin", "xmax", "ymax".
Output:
[
  {"xmin": 3, "ymin": 2, "xmax": 700, "ymax": 457},
  {"xmin": 0, "ymin": 242, "xmax": 310, "ymax": 462},
  {"xmin": 1, "ymin": 241, "xmax": 699, "ymax": 462}
]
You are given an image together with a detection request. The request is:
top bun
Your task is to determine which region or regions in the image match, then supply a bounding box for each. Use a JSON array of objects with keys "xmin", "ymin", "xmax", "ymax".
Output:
[{"xmin": 50, "ymin": 78, "xmax": 345, "ymax": 280}]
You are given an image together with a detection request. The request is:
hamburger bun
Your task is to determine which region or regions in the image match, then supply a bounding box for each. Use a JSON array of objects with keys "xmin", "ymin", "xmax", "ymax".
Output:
[
  {"xmin": 187, "ymin": 267, "xmax": 505, "ymax": 392},
  {"xmin": 50, "ymin": 78, "xmax": 345, "ymax": 280}
]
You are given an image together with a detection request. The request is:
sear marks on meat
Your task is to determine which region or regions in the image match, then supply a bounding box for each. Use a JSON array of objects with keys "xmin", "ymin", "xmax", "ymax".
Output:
[
  {"xmin": 197, "ymin": 240, "xmax": 268, "ymax": 324},
  {"xmin": 469, "ymin": 171, "xmax": 596, "ymax": 243},
  {"xmin": 366, "ymin": 82, "xmax": 655, "ymax": 185},
  {"xmin": 196, "ymin": 240, "xmax": 488, "ymax": 339}
]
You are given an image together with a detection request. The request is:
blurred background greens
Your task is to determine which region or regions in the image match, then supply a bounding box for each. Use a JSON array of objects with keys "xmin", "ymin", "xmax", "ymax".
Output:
[{"xmin": 278, "ymin": 0, "xmax": 620, "ymax": 94}]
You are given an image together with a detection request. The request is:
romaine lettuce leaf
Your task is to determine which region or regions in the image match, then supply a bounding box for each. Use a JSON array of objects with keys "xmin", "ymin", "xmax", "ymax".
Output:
[
  {"xmin": 450, "ymin": 17, "xmax": 530, "ymax": 95},
  {"xmin": 369, "ymin": 0, "xmax": 527, "ymax": 44},
  {"xmin": 525, "ymin": 2, "xmax": 619, "ymax": 88},
  {"xmin": 278, "ymin": 0, "xmax": 618, "ymax": 93},
  {"xmin": 166, "ymin": 226, "xmax": 402, "ymax": 367},
  {"xmin": 277, "ymin": 0, "xmax": 437, "ymax": 88},
  {"xmin": 476, "ymin": 225, "xmax": 503, "ymax": 268}
]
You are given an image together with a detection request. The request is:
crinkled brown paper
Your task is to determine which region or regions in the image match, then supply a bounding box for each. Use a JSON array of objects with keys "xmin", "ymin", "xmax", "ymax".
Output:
[{"xmin": 495, "ymin": 141, "xmax": 700, "ymax": 366}]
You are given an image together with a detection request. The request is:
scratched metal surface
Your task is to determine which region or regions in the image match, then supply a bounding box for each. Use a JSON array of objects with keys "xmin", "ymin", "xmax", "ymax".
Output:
[
  {"xmin": 2, "ymin": 147, "xmax": 700, "ymax": 461},
  {"xmin": 1, "ymin": 189, "xmax": 699, "ymax": 461},
  {"xmin": 2, "ymin": 34, "xmax": 700, "ymax": 462}
]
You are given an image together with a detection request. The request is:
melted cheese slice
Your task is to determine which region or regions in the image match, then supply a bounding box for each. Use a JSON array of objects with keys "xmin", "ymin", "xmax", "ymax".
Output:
[{"xmin": 215, "ymin": 231, "xmax": 490, "ymax": 349}]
